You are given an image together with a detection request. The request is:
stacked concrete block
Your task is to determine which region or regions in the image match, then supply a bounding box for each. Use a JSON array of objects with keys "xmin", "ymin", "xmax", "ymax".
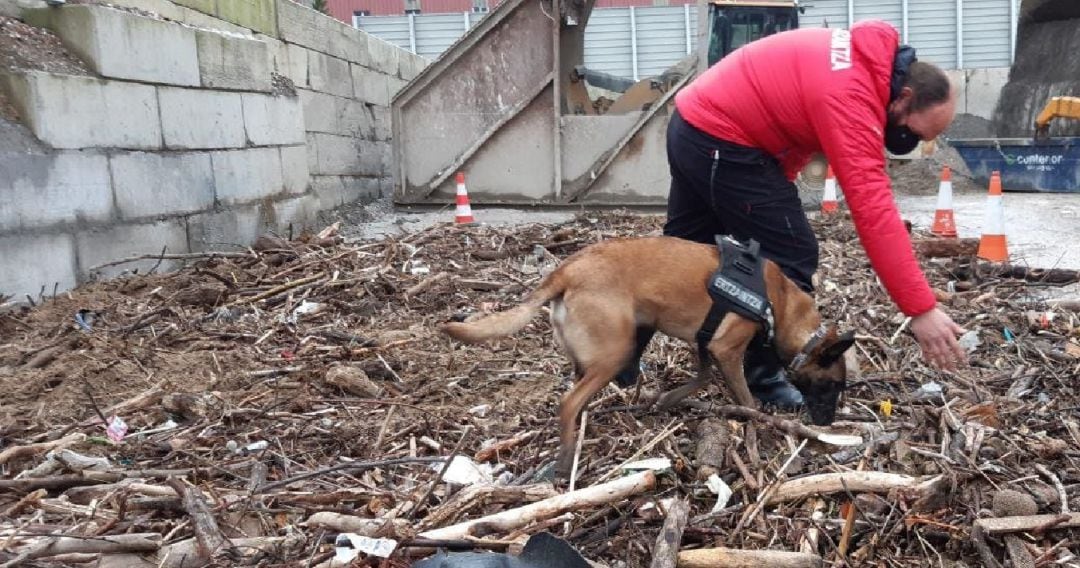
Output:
[
  {"xmin": 110, "ymin": 152, "xmax": 216, "ymax": 219},
  {"xmin": 0, "ymin": 234, "xmax": 78, "ymax": 300},
  {"xmin": 212, "ymin": 148, "xmax": 286, "ymax": 205},
  {"xmin": 0, "ymin": 0, "xmax": 430, "ymax": 301},
  {"xmin": 27, "ymin": 5, "xmax": 201, "ymax": 86},
  {"xmin": 1, "ymin": 72, "xmax": 161, "ymax": 150},
  {"xmin": 280, "ymin": 145, "xmax": 312, "ymax": 194},
  {"xmin": 243, "ymin": 93, "xmax": 306, "ymax": 146},
  {"xmin": 196, "ymin": 31, "xmax": 273, "ymax": 92},
  {"xmin": 77, "ymin": 220, "xmax": 191, "ymax": 279},
  {"xmin": 187, "ymin": 204, "xmax": 271, "ymax": 252}
]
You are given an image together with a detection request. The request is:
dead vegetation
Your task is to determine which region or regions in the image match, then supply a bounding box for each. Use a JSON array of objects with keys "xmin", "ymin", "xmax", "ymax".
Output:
[{"xmin": 1, "ymin": 211, "xmax": 1079, "ymax": 567}]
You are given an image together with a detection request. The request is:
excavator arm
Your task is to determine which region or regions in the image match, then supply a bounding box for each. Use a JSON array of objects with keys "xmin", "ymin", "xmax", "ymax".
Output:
[{"xmin": 1034, "ymin": 96, "xmax": 1080, "ymax": 140}]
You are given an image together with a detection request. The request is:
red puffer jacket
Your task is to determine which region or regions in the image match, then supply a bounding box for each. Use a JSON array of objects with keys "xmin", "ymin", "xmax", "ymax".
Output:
[{"xmin": 674, "ymin": 20, "xmax": 936, "ymax": 318}]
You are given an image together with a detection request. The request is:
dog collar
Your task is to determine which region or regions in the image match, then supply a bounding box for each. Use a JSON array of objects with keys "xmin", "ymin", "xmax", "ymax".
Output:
[{"xmin": 789, "ymin": 324, "xmax": 829, "ymax": 371}]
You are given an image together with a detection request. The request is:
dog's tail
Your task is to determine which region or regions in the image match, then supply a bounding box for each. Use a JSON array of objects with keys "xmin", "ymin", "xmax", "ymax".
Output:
[{"xmin": 439, "ymin": 267, "xmax": 568, "ymax": 344}]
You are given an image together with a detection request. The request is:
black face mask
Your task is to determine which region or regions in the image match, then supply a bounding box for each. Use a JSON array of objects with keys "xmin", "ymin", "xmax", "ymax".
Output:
[
  {"xmin": 886, "ymin": 45, "xmax": 920, "ymax": 155},
  {"xmin": 885, "ymin": 120, "xmax": 920, "ymax": 155}
]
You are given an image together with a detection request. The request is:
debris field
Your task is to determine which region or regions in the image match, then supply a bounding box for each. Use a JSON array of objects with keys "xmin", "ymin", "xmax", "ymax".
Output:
[{"xmin": 1, "ymin": 211, "xmax": 1080, "ymax": 567}]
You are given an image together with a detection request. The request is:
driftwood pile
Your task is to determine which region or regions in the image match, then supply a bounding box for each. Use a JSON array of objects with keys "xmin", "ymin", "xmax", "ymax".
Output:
[{"xmin": 1, "ymin": 211, "xmax": 1079, "ymax": 567}]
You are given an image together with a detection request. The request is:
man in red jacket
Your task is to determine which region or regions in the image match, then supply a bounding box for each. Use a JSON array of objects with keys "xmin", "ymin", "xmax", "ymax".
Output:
[{"xmin": 616, "ymin": 20, "xmax": 966, "ymax": 408}]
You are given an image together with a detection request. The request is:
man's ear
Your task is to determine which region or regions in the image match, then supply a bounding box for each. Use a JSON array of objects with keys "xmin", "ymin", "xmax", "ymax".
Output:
[{"xmin": 817, "ymin": 330, "xmax": 856, "ymax": 366}]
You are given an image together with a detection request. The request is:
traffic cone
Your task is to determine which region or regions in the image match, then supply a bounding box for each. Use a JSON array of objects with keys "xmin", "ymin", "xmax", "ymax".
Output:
[
  {"xmin": 454, "ymin": 172, "xmax": 475, "ymax": 225},
  {"xmin": 977, "ymin": 171, "xmax": 1008, "ymax": 262},
  {"xmin": 821, "ymin": 165, "xmax": 839, "ymax": 214},
  {"xmin": 930, "ymin": 166, "xmax": 957, "ymax": 238}
]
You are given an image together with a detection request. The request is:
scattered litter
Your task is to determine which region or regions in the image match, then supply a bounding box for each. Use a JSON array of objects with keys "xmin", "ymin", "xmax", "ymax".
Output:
[
  {"xmin": 334, "ymin": 533, "xmax": 397, "ymax": 562},
  {"xmin": 105, "ymin": 416, "xmax": 128, "ymax": 443},
  {"xmin": 620, "ymin": 457, "xmax": 672, "ymax": 472},
  {"xmin": 468, "ymin": 404, "xmax": 491, "ymax": 417},
  {"xmin": 706, "ymin": 474, "xmax": 733, "ymax": 512},
  {"xmin": 958, "ymin": 330, "xmax": 982, "ymax": 353},
  {"xmin": 912, "ymin": 381, "xmax": 945, "ymax": 402},
  {"xmin": 435, "ymin": 455, "xmax": 494, "ymax": 486}
]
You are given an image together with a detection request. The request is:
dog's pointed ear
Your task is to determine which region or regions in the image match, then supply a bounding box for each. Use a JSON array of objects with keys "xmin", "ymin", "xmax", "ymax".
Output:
[{"xmin": 817, "ymin": 330, "xmax": 856, "ymax": 366}]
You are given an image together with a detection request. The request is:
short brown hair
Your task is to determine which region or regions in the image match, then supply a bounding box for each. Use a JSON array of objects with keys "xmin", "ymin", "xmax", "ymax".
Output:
[{"xmin": 903, "ymin": 61, "xmax": 952, "ymax": 112}]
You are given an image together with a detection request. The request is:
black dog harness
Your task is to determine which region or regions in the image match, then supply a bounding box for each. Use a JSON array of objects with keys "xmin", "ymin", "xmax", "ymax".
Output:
[{"xmin": 695, "ymin": 236, "xmax": 775, "ymax": 365}]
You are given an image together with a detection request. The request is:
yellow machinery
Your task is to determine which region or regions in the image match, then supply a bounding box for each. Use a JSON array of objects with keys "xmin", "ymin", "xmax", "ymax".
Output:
[{"xmin": 1034, "ymin": 96, "xmax": 1080, "ymax": 140}]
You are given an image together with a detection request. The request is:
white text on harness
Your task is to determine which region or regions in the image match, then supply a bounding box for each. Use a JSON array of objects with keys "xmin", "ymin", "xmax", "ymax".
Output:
[{"xmin": 830, "ymin": 29, "xmax": 852, "ymax": 71}]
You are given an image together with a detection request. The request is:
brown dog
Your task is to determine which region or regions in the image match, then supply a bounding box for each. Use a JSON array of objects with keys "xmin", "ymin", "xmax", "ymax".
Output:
[{"xmin": 439, "ymin": 236, "xmax": 855, "ymax": 478}]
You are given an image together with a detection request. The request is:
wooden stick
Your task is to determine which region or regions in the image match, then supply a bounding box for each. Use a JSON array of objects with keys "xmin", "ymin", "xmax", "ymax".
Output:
[
  {"xmin": 230, "ymin": 272, "xmax": 325, "ymax": 306},
  {"xmin": 677, "ymin": 547, "xmax": 823, "ymax": 568},
  {"xmin": 167, "ymin": 478, "xmax": 232, "ymax": 560},
  {"xmin": 8, "ymin": 533, "xmax": 161, "ymax": 562},
  {"xmin": 420, "ymin": 484, "xmax": 559, "ymax": 530},
  {"xmin": 89, "ymin": 251, "xmax": 249, "ymax": 271},
  {"xmin": 253, "ymin": 456, "xmax": 444, "ymax": 494},
  {"xmin": 569, "ymin": 411, "xmax": 588, "ymax": 492},
  {"xmin": 766, "ymin": 472, "xmax": 942, "ymax": 505},
  {"xmin": 650, "ymin": 498, "xmax": 690, "ymax": 568},
  {"xmin": 0, "ymin": 433, "xmax": 85, "ymax": 466},
  {"xmin": 405, "ymin": 272, "xmax": 452, "ymax": 298},
  {"xmin": 419, "ymin": 470, "xmax": 657, "ymax": 540},
  {"xmin": 681, "ymin": 403, "xmax": 860, "ymax": 447},
  {"xmin": 974, "ymin": 513, "xmax": 1080, "ymax": 535},
  {"xmin": 1035, "ymin": 463, "xmax": 1069, "ymax": 514},
  {"xmin": 474, "ymin": 430, "xmax": 540, "ymax": 462},
  {"xmin": 305, "ymin": 512, "xmax": 411, "ymax": 538}
]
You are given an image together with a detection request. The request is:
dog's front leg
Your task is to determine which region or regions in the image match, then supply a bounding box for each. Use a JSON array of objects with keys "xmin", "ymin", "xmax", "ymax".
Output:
[
  {"xmin": 711, "ymin": 333, "xmax": 757, "ymax": 409},
  {"xmin": 655, "ymin": 356, "xmax": 712, "ymax": 411}
]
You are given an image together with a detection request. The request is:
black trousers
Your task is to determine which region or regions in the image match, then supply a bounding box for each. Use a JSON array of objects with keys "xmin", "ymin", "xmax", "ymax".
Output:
[
  {"xmin": 662, "ymin": 109, "xmax": 819, "ymax": 291},
  {"xmin": 614, "ymin": 110, "xmax": 819, "ymax": 388}
]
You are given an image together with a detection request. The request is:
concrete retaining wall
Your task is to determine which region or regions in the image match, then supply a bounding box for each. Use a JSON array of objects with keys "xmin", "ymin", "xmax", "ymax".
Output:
[{"xmin": 0, "ymin": 0, "xmax": 428, "ymax": 302}]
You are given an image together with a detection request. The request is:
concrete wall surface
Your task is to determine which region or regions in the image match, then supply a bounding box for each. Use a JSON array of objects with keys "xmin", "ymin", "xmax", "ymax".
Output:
[{"xmin": 0, "ymin": 0, "xmax": 429, "ymax": 303}]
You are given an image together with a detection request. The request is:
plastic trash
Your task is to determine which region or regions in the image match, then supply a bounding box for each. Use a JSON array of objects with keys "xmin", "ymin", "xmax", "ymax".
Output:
[
  {"xmin": 912, "ymin": 381, "xmax": 945, "ymax": 402},
  {"xmin": 433, "ymin": 456, "xmax": 494, "ymax": 486},
  {"xmin": 334, "ymin": 533, "xmax": 397, "ymax": 562},
  {"xmin": 706, "ymin": 474, "xmax": 733, "ymax": 513},
  {"xmin": 958, "ymin": 330, "xmax": 981, "ymax": 353},
  {"xmin": 105, "ymin": 416, "xmax": 128, "ymax": 443},
  {"xmin": 620, "ymin": 458, "xmax": 672, "ymax": 472}
]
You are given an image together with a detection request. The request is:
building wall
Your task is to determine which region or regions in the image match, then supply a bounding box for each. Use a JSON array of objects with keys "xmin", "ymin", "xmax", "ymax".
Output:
[
  {"xmin": 0, "ymin": 0, "xmax": 428, "ymax": 301},
  {"xmin": 352, "ymin": 0, "xmax": 1018, "ymax": 73}
]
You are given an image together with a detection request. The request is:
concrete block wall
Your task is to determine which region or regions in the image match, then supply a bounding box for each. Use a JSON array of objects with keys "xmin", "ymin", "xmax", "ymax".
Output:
[{"xmin": 0, "ymin": 0, "xmax": 428, "ymax": 302}]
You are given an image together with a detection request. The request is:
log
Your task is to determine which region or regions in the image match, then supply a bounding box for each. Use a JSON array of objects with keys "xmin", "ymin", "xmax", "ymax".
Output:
[
  {"xmin": 304, "ymin": 512, "xmax": 412, "ymax": 539},
  {"xmin": 65, "ymin": 482, "xmax": 178, "ymax": 505},
  {"xmin": 767, "ymin": 472, "xmax": 942, "ymax": 505},
  {"xmin": 694, "ymin": 420, "xmax": 728, "ymax": 480},
  {"xmin": 677, "ymin": 548, "xmax": 822, "ymax": 568},
  {"xmin": 405, "ymin": 272, "xmax": 451, "ymax": 298},
  {"xmin": 457, "ymin": 279, "xmax": 507, "ymax": 291},
  {"xmin": 324, "ymin": 366, "xmax": 382, "ymax": 398},
  {"xmin": 12, "ymin": 533, "xmax": 161, "ymax": 560},
  {"xmin": 0, "ymin": 433, "xmax": 86, "ymax": 465},
  {"xmin": 651, "ymin": 498, "xmax": 690, "ymax": 568},
  {"xmin": 420, "ymin": 483, "xmax": 559, "ymax": 529},
  {"xmin": 913, "ymin": 238, "xmax": 979, "ymax": 258},
  {"xmin": 974, "ymin": 513, "xmax": 1080, "ymax": 535},
  {"xmin": 0, "ymin": 474, "xmax": 108, "ymax": 493},
  {"xmin": 167, "ymin": 478, "xmax": 232, "ymax": 560},
  {"xmin": 419, "ymin": 470, "xmax": 657, "ymax": 540}
]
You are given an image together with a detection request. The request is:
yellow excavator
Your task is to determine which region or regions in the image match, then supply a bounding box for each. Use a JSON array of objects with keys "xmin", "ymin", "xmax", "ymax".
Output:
[{"xmin": 1034, "ymin": 96, "xmax": 1080, "ymax": 140}]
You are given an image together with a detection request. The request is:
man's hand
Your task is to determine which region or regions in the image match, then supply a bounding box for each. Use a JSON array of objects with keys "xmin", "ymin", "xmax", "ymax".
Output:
[{"xmin": 910, "ymin": 307, "xmax": 967, "ymax": 370}]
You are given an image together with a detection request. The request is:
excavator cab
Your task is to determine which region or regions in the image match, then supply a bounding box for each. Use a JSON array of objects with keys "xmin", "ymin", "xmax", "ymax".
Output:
[{"xmin": 705, "ymin": 1, "xmax": 801, "ymax": 67}]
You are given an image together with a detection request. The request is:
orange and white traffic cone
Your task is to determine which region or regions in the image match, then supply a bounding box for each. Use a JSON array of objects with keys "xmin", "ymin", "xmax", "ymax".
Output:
[
  {"xmin": 931, "ymin": 165, "xmax": 958, "ymax": 238},
  {"xmin": 821, "ymin": 165, "xmax": 839, "ymax": 214},
  {"xmin": 977, "ymin": 170, "xmax": 1008, "ymax": 262},
  {"xmin": 454, "ymin": 172, "xmax": 475, "ymax": 225}
]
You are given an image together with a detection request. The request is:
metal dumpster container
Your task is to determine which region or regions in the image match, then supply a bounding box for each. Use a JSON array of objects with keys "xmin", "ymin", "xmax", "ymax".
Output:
[{"xmin": 948, "ymin": 137, "xmax": 1080, "ymax": 193}]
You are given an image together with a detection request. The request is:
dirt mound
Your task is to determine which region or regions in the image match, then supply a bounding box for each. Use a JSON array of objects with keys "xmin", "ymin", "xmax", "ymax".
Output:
[
  {"xmin": 889, "ymin": 142, "xmax": 983, "ymax": 195},
  {"xmin": 0, "ymin": 15, "xmax": 91, "ymax": 77}
]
